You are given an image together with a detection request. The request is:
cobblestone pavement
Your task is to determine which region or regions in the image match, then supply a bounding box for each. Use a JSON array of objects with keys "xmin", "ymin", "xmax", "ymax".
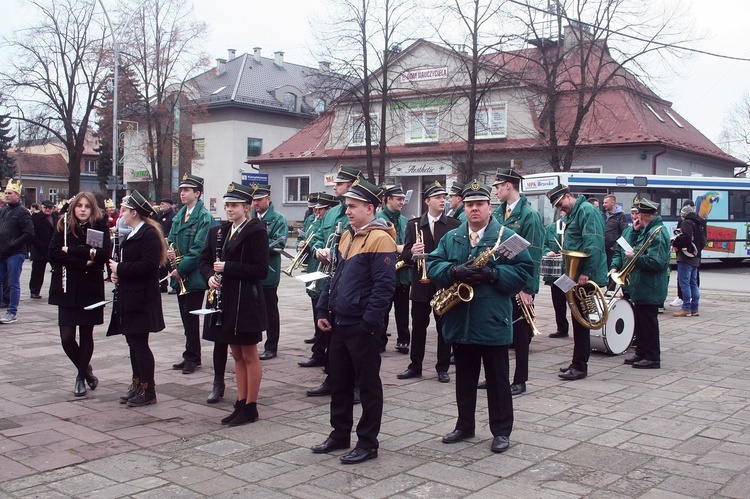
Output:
[{"xmin": 0, "ymin": 266, "xmax": 748, "ymax": 498}]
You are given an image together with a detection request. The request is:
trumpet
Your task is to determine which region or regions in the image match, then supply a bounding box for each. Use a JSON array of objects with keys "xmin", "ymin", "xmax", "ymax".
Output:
[
  {"xmin": 168, "ymin": 242, "xmax": 189, "ymax": 296},
  {"xmin": 318, "ymin": 223, "xmax": 343, "ymax": 276},
  {"xmin": 414, "ymin": 225, "xmax": 430, "ymax": 284},
  {"xmin": 395, "ymin": 255, "xmax": 407, "ymax": 271},
  {"xmin": 283, "ymin": 231, "xmax": 316, "ymax": 277},
  {"xmin": 516, "ymin": 294, "xmax": 541, "ymax": 336}
]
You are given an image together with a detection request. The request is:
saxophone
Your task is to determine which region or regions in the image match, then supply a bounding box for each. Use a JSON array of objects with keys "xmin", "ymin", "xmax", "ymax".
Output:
[{"xmin": 431, "ymin": 226, "xmax": 505, "ymax": 316}]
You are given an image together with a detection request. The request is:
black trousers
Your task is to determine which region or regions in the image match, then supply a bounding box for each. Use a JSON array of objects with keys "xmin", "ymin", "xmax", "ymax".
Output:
[
  {"xmin": 263, "ymin": 287, "xmax": 280, "ymax": 353},
  {"xmin": 633, "ymin": 304, "xmax": 660, "ymax": 361},
  {"xmin": 177, "ymin": 291, "xmax": 203, "ymax": 363},
  {"xmin": 29, "ymin": 259, "xmax": 49, "ymax": 295},
  {"xmin": 310, "ymin": 296, "xmax": 327, "ymax": 362},
  {"xmin": 382, "ymin": 284, "xmax": 410, "ymax": 345},
  {"xmin": 328, "ymin": 323, "xmax": 383, "ymax": 449},
  {"xmin": 550, "ymin": 284, "xmax": 569, "ymax": 335},
  {"xmin": 511, "ymin": 297, "xmax": 533, "ymax": 385},
  {"xmin": 453, "ymin": 343, "xmax": 513, "ymax": 437},
  {"xmin": 408, "ymin": 301, "xmax": 450, "ymax": 373},
  {"xmin": 570, "ymin": 298, "xmax": 590, "ymax": 372}
]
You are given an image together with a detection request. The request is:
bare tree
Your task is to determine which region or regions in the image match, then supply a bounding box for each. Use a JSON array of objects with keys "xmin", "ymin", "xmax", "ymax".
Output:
[
  {"xmin": 0, "ymin": 0, "xmax": 109, "ymax": 194},
  {"xmin": 503, "ymin": 0, "xmax": 695, "ymax": 172},
  {"xmin": 720, "ymin": 91, "xmax": 750, "ymax": 177},
  {"xmin": 118, "ymin": 0, "xmax": 209, "ymax": 199}
]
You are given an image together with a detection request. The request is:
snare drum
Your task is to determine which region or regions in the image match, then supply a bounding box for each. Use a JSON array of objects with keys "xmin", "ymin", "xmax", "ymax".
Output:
[
  {"xmin": 590, "ymin": 298, "xmax": 634, "ymax": 355},
  {"xmin": 540, "ymin": 255, "xmax": 564, "ymax": 278}
]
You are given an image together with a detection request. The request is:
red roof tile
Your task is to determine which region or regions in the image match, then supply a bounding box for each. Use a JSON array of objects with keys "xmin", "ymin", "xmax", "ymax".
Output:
[{"xmin": 8, "ymin": 152, "xmax": 69, "ymax": 177}]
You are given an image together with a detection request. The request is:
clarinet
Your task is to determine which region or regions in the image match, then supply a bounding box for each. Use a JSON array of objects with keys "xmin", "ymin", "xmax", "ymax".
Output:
[
  {"xmin": 112, "ymin": 231, "xmax": 120, "ymax": 311},
  {"xmin": 214, "ymin": 228, "xmax": 223, "ymax": 326}
]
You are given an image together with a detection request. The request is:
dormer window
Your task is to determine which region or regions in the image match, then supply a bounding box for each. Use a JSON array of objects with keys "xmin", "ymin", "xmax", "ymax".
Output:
[{"xmin": 283, "ymin": 92, "xmax": 297, "ymax": 112}]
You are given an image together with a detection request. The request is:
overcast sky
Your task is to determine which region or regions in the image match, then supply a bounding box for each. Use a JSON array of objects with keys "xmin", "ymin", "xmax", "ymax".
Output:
[{"xmin": 2, "ymin": 0, "xmax": 749, "ymax": 154}]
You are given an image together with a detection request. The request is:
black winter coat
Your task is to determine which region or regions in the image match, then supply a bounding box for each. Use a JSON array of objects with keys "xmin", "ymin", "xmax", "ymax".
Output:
[
  {"xmin": 0, "ymin": 202, "xmax": 34, "ymax": 259},
  {"xmin": 31, "ymin": 212, "xmax": 58, "ymax": 261},
  {"xmin": 107, "ymin": 223, "xmax": 165, "ymax": 336},
  {"xmin": 199, "ymin": 219, "xmax": 269, "ymax": 337},
  {"xmin": 48, "ymin": 219, "xmax": 111, "ymax": 308}
]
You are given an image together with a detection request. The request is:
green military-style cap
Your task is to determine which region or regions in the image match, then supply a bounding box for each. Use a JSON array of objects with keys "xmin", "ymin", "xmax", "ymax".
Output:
[
  {"xmin": 121, "ymin": 190, "xmax": 155, "ymax": 217},
  {"xmin": 546, "ymin": 184, "xmax": 570, "ymax": 206},
  {"xmin": 638, "ymin": 198, "xmax": 659, "ymax": 214},
  {"xmin": 491, "ymin": 168, "xmax": 523, "ymax": 186},
  {"xmin": 449, "ymin": 181, "xmax": 465, "ymax": 196},
  {"xmin": 423, "ymin": 180, "xmax": 448, "ymax": 199},
  {"xmin": 344, "ymin": 178, "xmax": 382, "ymax": 207},
  {"xmin": 179, "ymin": 173, "xmax": 204, "ymax": 191},
  {"xmin": 251, "ymin": 183, "xmax": 271, "ymax": 199},
  {"xmin": 223, "ymin": 182, "xmax": 254, "ymax": 203},
  {"xmin": 460, "ymin": 180, "xmax": 492, "ymax": 202}
]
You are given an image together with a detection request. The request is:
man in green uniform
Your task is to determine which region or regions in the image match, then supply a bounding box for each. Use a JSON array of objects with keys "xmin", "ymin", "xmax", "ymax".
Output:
[
  {"xmin": 251, "ymin": 184, "xmax": 288, "ymax": 360},
  {"xmin": 546, "ymin": 184, "xmax": 607, "ymax": 381},
  {"xmin": 428, "ymin": 180, "xmax": 533, "ymax": 454},
  {"xmin": 376, "ymin": 184, "xmax": 411, "ymax": 353},
  {"xmin": 447, "ymin": 181, "xmax": 466, "ymax": 221},
  {"xmin": 168, "ymin": 174, "xmax": 215, "ymax": 374},
  {"xmin": 543, "ymin": 217, "xmax": 570, "ymax": 337}
]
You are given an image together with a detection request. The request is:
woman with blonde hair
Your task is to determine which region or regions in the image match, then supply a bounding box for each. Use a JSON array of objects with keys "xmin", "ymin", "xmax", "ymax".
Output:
[
  {"xmin": 49, "ymin": 192, "xmax": 112, "ymax": 397},
  {"xmin": 108, "ymin": 191, "xmax": 166, "ymax": 407}
]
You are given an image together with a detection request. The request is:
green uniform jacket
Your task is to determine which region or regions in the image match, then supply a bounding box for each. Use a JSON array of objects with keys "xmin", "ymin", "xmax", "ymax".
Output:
[
  {"xmin": 542, "ymin": 222, "xmax": 563, "ymax": 286},
  {"xmin": 304, "ymin": 215, "xmax": 325, "ymax": 298},
  {"xmin": 377, "ymin": 207, "xmax": 411, "ymax": 286},
  {"xmin": 562, "ymin": 195, "xmax": 607, "ymax": 287},
  {"xmin": 625, "ymin": 216, "xmax": 670, "ymax": 305},
  {"xmin": 493, "ymin": 194, "xmax": 543, "ymax": 295},
  {"xmin": 449, "ymin": 204, "xmax": 466, "ymax": 222},
  {"xmin": 253, "ymin": 203, "xmax": 288, "ymax": 288},
  {"xmin": 427, "ymin": 218, "xmax": 534, "ymax": 346},
  {"xmin": 168, "ymin": 199, "xmax": 214, "ymax": 292},
  {"xmin": 311, "ymin": 200, "xmax": 348, "ymax": 253},
  {"xmin": 610, "ymin": 224, "xmax": 639, "ymax": 295}
]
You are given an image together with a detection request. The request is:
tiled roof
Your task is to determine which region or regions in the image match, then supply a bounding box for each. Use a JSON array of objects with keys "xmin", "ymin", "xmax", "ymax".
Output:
[
  {"xmin": 8, "ymin": 152, "xmax": 69, "ymax": 177},
  {"xmin": 188, "ymin": 53, "xmax": 319, "ymax": 114}
]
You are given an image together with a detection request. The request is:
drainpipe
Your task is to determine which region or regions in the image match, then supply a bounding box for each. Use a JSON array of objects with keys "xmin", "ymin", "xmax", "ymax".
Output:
[{"xmin": 652, "ymin": 146, "xmax": 668, "ymax": 175}]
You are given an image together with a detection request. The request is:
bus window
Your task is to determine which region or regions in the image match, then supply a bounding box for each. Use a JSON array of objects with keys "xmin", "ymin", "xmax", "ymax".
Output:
[{"xmin": 729, "ymin": 191, "xmax": 750, "ymax": 221}]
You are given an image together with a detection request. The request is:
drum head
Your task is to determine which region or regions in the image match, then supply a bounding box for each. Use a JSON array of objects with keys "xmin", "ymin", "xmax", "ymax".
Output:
[{"xmin": 601, "ymin": 299, "xmax": 634, "ymax": 355}]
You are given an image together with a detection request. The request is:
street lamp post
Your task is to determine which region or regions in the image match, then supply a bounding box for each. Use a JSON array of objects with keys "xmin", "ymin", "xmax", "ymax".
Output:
[{"xmin": 97, "ymin": 0, "xmax": 146, "ymax": 202}]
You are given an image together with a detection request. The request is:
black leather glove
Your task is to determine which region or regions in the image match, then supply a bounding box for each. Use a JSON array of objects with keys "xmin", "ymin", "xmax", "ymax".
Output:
[
  {"xmin": 475, "ymin": 265, "xmax": 496, "ymax": 284},
  {"xmin": 450, "ymin": 263, "xmax": 474, "ymax": 283}
]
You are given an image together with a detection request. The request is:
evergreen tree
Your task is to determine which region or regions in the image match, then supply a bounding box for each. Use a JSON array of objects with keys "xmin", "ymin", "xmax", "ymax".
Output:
[{"xmin": 0, "ymin": 112, "xmax": 16, "ymax": 183}]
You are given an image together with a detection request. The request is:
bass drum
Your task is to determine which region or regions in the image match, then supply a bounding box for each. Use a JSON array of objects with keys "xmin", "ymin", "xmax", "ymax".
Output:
[{"xmin": 590, "ymin": 298, "xmax": 634, "ymax": 355}]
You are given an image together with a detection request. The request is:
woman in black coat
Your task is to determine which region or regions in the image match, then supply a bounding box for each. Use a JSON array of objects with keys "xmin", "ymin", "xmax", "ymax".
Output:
[
  {"xmin": 49, "ymin": 192, "xmax": 112, "ymax": 397},
  {"xmin": 108, "ymin": 190, "xmax": 166, "ymax": 407},
  {"xmin": 199, "ymin": 182, "xmax": 268, "ymax": 425}
]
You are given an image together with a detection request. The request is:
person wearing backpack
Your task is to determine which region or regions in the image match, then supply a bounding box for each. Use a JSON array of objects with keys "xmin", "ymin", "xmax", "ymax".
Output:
[{"xmin": 672, "ymin": 205, "xmax": 702, "ymax": 317}]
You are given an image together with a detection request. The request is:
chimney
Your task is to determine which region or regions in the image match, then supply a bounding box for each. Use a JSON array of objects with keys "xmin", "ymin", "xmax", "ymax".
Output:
[
  {"xmin": 318, "ymin": 61, "xmax": 330, "ymax": 73},
  {"xmin": 216, "ymin": 58, "xmax": 226, "ymax": 74},
  {"xmin": 227, "ymin": 48, "xmax": 236, "ymax": 61},
  {"xmin": 274, "ymin": 51, "xmax": 284, "ymax": 68},
  {"xmin": 253, "ymin": 47, "xmax": 262, "ymax": 63}
]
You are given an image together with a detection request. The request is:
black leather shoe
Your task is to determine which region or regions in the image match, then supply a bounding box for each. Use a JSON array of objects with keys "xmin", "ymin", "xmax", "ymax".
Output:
[
  {"xmin": 85, "ymin": 365, "xmax": 99, "ymax": 390},
  {"xmin": 559, "ymin": 365, "xmax": 573, "ymax": 373},
  {"xmin": 30, "ymin": 293, "xmax": 42, "ymax": 299},
  {"xmin": 510, "ymin": 383, "xmax": 526, "ymax": 396},
  {"xmin": 221, "ymin": 400, "xmax": 244, "ymax": 425},
  {"xmin": 259, "ymin": 350, "xmax": 277, "ymax": 360},
  {"xmin": 549, "ymin": 331, "xmax": 569, "ymax": 338},
  {"xmin": 632, "ymin": 359, "xmax": 660, "ymax": 369},
  {"xmin": 172, "ymin": 360, "xmax": 185, "ymax": 370},
  {"xmin": 298, "ymin": 357, "xmax": 324, "ymax": 368},
  {"xmin": 340, "ymin": 447, "xmax": 378, "ymax": 464},
  {"xmin": 558, "ymin": 368, "xmax": 587, "ymax": 380},
  {"xmin": 491, "ymin": 435, "xmax": 510, "ymax": 453},
  {"xmin": 74, "ymin": 376, "xmax": 86, "ymax": 397},
  {"xmin": 397, "ymin": 368, "xmax": 422, "ymax": 380},
  {"xmin": 227, "ymin": 402, "xmax": 258, "ymax": 426},
  {"xmin": 477, "ymin": 380, "xmax": 487, "ymax": 389},
  {"xmin": 311, "ymin": 437, "xmax": 350, "ymax": 454},
  {"xmin": 624, "ymin": 355, "xmax": 643, "ymax": 365},
  {"xmin": 442, "ymin": 429, "xmax": 475, "ymax": 444},
  {"xmin": 303, "ymin": 337, "xmax": 315, "ymax": 344},
  {"xmin": 437, "ymin": 371, "xmax": 450, "ymax": 383},
  {"xmin": 306, "ymin": 382, "xmax": 331, "ymax": 397},
  {"xmin": 395, "ymin": 342, "xmax": 409, "ymax": 354},
  {"xmin": 207, "ymin": 382, "xmax": 225, "ymax": 403},
  {"xmin": 182, "ymin": 361, "xmax": 199, "ymax": 374}
]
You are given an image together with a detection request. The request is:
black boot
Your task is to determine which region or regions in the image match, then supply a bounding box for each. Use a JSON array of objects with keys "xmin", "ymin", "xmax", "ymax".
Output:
[
  {"xmin": 74, "ymin": 375, "xmax": 87, "ymax": 397},
  {"xmin": 127, "ymin": 382, "xmax": 157, "ymax": 407},
  {"xmin": 119, "ymin": 377, "xmax": 139, "ymax": 404},
  {"xmin": 85, "ymin": 365, "xmax": 99, "ymax": 390},
  {"xmin": 221, "ymin": 399, "xmax": 245, "ymax": 425},
  {"xmin": 207, "ymin": 381, "xmax": 225, "ymax": 404},
  {"xmin": 227, "ymin": 401, "xmax": 258, "ymax": 426}
]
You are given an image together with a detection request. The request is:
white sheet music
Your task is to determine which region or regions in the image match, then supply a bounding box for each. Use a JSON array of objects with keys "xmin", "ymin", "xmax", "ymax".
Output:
[
  {"xmin": 616, "ymin": 236, "xmax": 634, "ymax": 253},
  {"xmin": 554, "ymin": 274, "xmax": 577, "ymax": 293},
  {"xmin": 295, "ymin": 271, "xmax": 328, "ymax": 283},
  {"xmin": 495, "ymin": 234, "xmax": 530, "ymax": 259}
]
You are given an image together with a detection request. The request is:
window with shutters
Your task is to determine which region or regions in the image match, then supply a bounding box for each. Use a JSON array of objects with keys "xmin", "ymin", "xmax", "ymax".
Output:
[
  {"xmin": 475, "ymin": 103, "xmax": 507, "ymax": 139},
  {"xmin": 406, "ymin": 108, "xmax": 439, "ymax": 143}
]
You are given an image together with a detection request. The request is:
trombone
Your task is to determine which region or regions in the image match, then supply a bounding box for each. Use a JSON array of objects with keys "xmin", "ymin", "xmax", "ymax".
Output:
[
  {"xmin": 167, "ymin": 242, "xmax": 189, "ymax": 296},
  {"xmin": 283, "ymin": 231, "xmax": 315, "ymax": 277}
]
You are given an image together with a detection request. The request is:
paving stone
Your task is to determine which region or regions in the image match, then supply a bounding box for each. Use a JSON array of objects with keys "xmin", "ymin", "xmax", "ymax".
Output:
[{"xmin": 407, "ymin": 462, "xmax": 497, "ymax": 490}]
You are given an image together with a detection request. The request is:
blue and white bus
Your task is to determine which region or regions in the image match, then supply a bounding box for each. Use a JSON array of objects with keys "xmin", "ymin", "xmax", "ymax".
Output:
[{"xmin": 520, "ymin": 173, "xmax": 750, "ymax": 261}]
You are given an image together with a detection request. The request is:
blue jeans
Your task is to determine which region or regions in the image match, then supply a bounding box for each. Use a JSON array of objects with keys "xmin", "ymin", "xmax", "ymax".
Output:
[
  {"xmin": 0, "ymin": 253, "xmax": 26, "ymax": 315},
  {"xmin": 677, "ymin": 262, "xmax": 699, "ymax": 312}
]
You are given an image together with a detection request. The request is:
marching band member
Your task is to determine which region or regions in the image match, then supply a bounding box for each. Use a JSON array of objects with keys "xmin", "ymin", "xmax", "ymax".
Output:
[
  {"xmin": 490, "ymin": 169, "xmax": 543, "ymax": 396},
  {"xmin": 199, "ymin": 182, "xmax": 269, "ymax": 424},
  {"xmin": 49, "ymin": 193, "xmax": 111, "ymax": 397},
  {"xmin": 546, "ymin": 184, "xmax": 607, "ymax": 381},
  {"xmin": 310, "ymin": 178, "xmax": 396, "ymax": 464},
  {"xmin": 299, "ymin": 192, "xmax": 320, "ymax": 345},
  {"xmin": 428, "ymin": 181, "xmax": 533, "ymax": 454},
  {"xmin": 108, "ymin": 191, "xmax": 166, "ymax": 407},
  {"xmin": 168, "ymin": 174, "xmax": 214, "ymax": 374},
  {"xmin": 544, "ymin": 215, "xmax": 570, "ymax": 338},
  {"xmin": 609, "ymin": 201, "xmax": 642, "ymax": 301},
  {"xmin": 447, "ymin": 181, "xmax": 466, "ymax": 221},
  {"xmin": 398, "ymin": 181, "xmax": 459, "ymax": 383}
]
